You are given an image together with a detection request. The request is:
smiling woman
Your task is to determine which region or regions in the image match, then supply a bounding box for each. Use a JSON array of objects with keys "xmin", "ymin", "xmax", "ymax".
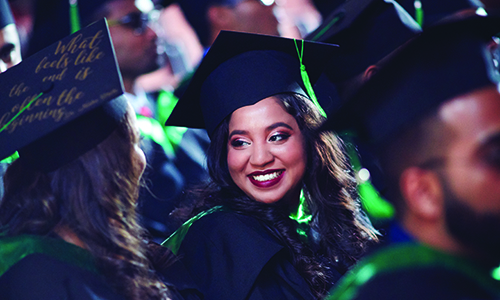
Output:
[{"xmin": 162, "ymin": 31, "xmax": 379, "ymax": 300}]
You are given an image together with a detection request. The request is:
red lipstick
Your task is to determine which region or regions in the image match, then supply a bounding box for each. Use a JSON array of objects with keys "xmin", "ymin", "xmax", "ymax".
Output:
[{"xmin": 248, "ymin": 169, "xmax": 284, "ymax": 188}]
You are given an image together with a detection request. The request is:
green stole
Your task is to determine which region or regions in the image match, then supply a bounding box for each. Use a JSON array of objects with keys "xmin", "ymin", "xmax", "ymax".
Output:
[
  {"xmin": 0, "ymin": 234, "xmax": 97, "ymax": 277},
  {"xmin": 326, "ymin": 243, "xmax": 500, "ymax": 300}
]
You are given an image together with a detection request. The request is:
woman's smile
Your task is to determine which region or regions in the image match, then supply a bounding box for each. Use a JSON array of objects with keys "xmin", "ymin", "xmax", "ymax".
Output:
[{"xmin": 248, "ymin": 169, "xmax": 284, "ymax": 187}]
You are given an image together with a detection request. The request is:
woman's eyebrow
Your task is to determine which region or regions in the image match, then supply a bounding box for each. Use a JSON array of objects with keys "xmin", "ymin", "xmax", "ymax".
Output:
[
  {"xmin": 228, "ymin": 129, "xmax": 248, "ymax": 139},
  {"xmin": 228, "ymin": 122, "xmax": 293, "ymax": 139},
  {"xmin": 267, "ymin": 122, "xmax": 293, "ymax": 131}
]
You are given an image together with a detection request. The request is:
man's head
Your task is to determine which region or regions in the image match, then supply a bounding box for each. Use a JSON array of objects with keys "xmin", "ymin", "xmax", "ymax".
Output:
[
  {"xmin": 179, "ymin": 0, "xmax": 279, "ymax": 47},
  {"xmin": 0, "ymin": 0, "xmax": 21, "ymax": 72},
  {"xmin": 88, "ymin": 0, "xmax": 159, "ymax": 89},
  {"xmin": 325, "ymin": 13, "xmax": 500, "ymax": 263}
]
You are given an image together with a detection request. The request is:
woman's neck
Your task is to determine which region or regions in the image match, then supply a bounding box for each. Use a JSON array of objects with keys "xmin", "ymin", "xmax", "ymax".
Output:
[{"xmin": 53, "ymin": 225, "xmax": 87, "ymax": 249}]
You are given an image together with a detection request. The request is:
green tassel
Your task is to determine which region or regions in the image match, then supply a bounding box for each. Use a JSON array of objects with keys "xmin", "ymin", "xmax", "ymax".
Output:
[
  {"xmin": 69, "ymin": 0, "xmax": 81, "ymax": 34},
  {"xmin": 294, "ymin": 39, "xmax": 327, "ymax": 118},
  {"xmin": 345, "ymin": 137, "xmax": 395, "ymax": 221},
  {"xmin": 414, "ymin": 0, "xmax": 424, "ymax": 27}
]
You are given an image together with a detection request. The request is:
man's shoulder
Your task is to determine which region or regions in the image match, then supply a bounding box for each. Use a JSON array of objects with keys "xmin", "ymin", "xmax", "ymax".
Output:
[{"xmin": 328, "ymin": 243, "xmax": 500, "ymax": 300}]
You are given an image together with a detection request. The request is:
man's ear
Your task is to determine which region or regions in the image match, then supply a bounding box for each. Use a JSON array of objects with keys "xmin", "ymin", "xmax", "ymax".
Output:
[
  {"xmin": 399, "ymin": 167, "xmax": 444, "ymax": 220},
  {"xmin": 363, "ymin": 65, "xmax": 378, "ymax": 82},
  {"xmin": 207, "ymin": 5, "xmax": 234, "ymax": 28}
]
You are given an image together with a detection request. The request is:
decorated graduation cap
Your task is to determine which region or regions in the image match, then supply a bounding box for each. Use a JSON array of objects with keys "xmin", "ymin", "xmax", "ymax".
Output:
[
  {"xmin": 323, "ymin": 12, "xmax": 500, "ymax": 149},
  {"xmin": 0, "ymin": 19, "xmax": 126, "ymax": 172},
  {"xmin": 165, "ymin": 30, "xmax": 339, "ymax": 137},
  {"xmin": 0, "ymin": 0, "xmax": 14, "ymax": 29},
  {"xmin": 306, "ymin": 0, "xmax": 422, "ymax": 83}
]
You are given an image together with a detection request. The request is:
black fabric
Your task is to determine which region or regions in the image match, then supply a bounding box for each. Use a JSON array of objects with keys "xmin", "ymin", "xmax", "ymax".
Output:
[
  {"xmin": 307, "ymin": 0, "xmax": 421, "ymax": 82},
  {"xmin": 0, "ymin": 253, "xmax": 125, "ymax": 300},
  {"xmin": 174, "ymin": 210, "xmax": 315, "ymax": 300},
  {"xmin": 323, "ymin": 13, "xmax": 500, "ymax": 149},
  {"xmin": 158, "ymin": 256, "xmax": 204, "ymax": 300}
]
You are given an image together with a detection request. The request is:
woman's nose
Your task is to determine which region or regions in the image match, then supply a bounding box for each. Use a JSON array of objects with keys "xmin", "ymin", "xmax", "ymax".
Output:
[{"xmin": 249, "ymin": 144, "xmax": 274, "ymax": 167}]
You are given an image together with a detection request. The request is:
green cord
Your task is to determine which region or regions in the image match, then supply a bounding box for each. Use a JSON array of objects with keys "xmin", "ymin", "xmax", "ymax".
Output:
[
  {"xmin": 0, "ymin": 92, "xmax": 43, "ymax": 134},
  {"xmin": 0, "ymin": 152, "xmax": 19, "ymax": 164},
  {"xmin": 0, "ymin": 92, "xmax": 44, "ymax": 164},
  {"xmin": 69, "ymin": 0, "xmax": 81, "ymax": 34},
  {"xmin": 293, "ymin": 39, "xmax": 327, "ymax": 118}
]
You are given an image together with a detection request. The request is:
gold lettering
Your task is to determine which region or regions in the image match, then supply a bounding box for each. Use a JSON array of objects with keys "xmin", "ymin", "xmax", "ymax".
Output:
[
  {"xmin": 75, "ymin": 67, "xmax": 92, "ymax": 81},
  {"xmin": 57, "ymin": 87, "xmax": 84, "ymax": 106},
  {"xmin": 42, "ymin": 68, "xmax": 68, "ymax": 82},
  {"xmin": 54, "ymin": 34, "xmax": 82, "ymax": 55},
  {"xmin": 0, "ymin": 112, "xmax": 10, "ymax": 129},
  {"xmin": 79, "ymin": 99, "xmax": 99, "ymax": 111},
  {"xmin": 35, "ymin": 57, "xmax": 48, "ymax": 73},
  {"xmin": 9, "ymin": 83, "xmax": 30, "ymax": 97},
  {"xmin": 88, "ymin": 30, "xmax": 104, "ymax": 49},
  {"xmin": 100, "ymin": 89, "xmax": 118, "ymax": 100}
]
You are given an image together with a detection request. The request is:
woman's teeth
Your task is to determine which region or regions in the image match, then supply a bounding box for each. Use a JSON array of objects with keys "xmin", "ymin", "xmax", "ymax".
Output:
[{"xmin": 252, "ymin": 171, "xmax": 282, "ymax": 182}]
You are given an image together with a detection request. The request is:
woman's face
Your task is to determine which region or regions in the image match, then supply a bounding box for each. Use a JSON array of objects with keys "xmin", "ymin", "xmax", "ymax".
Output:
[
  {"xmin": 227, "ymin": 96, "xmax": 307, "ymax": 205},
  {"xmin": 127, "ymin": 103, "xmax": 146, "ymax": 180}
]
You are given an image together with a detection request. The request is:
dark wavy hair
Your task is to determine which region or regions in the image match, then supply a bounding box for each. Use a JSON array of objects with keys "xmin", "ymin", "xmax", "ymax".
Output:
[
  {"xmin": 0, "ymin": 110, "xmax": 169, "ymax": 300},
  {"xmin": 174, "ymin": 93, "xmax": 379, "ymax": 298}
]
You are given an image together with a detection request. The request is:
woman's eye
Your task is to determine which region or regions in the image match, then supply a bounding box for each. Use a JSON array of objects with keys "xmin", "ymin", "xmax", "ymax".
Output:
[
  {"xmin": 230, "ymin": 139, "xmax": 249, "ymax": 147},
  {"xmin": 269, "ymin": 133, "xmax": 290, "ymax": 142}
]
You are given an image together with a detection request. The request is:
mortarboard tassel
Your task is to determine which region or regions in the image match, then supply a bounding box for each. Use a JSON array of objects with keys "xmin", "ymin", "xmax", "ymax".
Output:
[
  {"xmin": 294, "ymin": 39, "xmax": 327, "ymax": 118},
  {"xmin": 69, "ymin": 0, "xmax": 81, "ymax": 34},
  {"xmin": 414, "ymin": 0, "xmax": 424, "ymax": 27}
]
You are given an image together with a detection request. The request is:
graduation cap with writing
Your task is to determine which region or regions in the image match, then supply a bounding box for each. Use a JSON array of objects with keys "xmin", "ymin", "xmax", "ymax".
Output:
[
  {"xmin": 0, "ymin": 0, "xmax": 14, "ymax": 29},
  {"xmin": 165, "ymin": 30, "xmax": 340, "ymax": 137},
  {"xmin": 306, "ymin": 0, "xmax": 422, "ymax": 83},
  {"xmin": 0, "ymin": 19, "xmax": 127, "ymax": 172},
  {"xmin": 322, "ymin": 13, "xmax": 500, "ymax": 149}
]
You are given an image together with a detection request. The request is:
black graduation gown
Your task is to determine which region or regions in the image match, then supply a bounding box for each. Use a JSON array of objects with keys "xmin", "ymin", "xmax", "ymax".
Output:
[
  {"xmin": 327, "ymin": 242, "xmax": 500, "ymax": 300},
  {"xmin": 164, "ymin": 209, "xmax": 316, "ymax": 300},
  {"xmin": 0, "ymin": 235, "xmax": 192, "ymax": 300},
  {"xmin": 0, "ymin": 235, "xmax": 124, "ymax": 300}
]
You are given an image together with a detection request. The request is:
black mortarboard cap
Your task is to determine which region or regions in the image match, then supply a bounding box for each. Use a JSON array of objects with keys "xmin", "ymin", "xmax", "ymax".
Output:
[
  {"xmin": 323, "ymin": 13, "xmax": 500, "ymax": 149},
  {"xmin": 307, "ymin": 0, "xmax": 422, "ymax": 82},
  {"xmin": 165, "ymin": 30, "xmax": 340, "ymax": 137},
  {"xmin": 396, "ymin": 0, "xmax": 474, "ymax": 27},
  {"xmin": 0, "ymin": 19, "xmax": 127, "ymax": 172},
  {"xmin": 0, "ymin": 0, "xmax": 14, "ymax": 29}
]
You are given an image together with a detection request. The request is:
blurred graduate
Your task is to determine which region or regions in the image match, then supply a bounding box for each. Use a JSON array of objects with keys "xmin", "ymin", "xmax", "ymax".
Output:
[{"xmin": 0, "ymin": 20, "xmax": 177, "ymax": 300}]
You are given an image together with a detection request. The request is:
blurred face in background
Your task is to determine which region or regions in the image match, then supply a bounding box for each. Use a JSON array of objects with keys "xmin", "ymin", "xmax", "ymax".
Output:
[
  {"xmin": 437, "ymin": 86, "xmax": 500, "ymax": 262},
  {"xmin": 0, "ymin": 23, "xmax": 22, "ymax": 73},
  {"xmin": 219, "ymin": 0, "xmax": 280, "ymax": 37},
  {"xmin": 106, "ymin": 0, "xmax": 159, "ymax": 79}
]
